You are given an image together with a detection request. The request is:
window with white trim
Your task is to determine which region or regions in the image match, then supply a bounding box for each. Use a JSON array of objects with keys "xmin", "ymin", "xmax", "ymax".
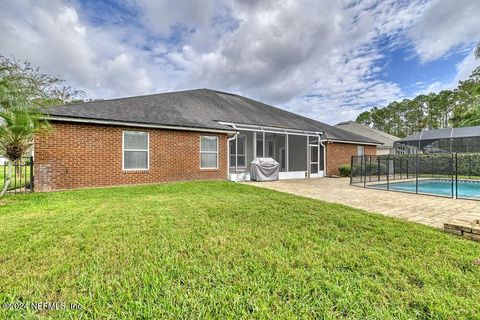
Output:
[
  {"xmin": 123, "ymin": 131, "xmax": 149, "ymax": 170},
  {"xmin": 200, "ymin": 136, "xmax": 218, "ymax": 169}
]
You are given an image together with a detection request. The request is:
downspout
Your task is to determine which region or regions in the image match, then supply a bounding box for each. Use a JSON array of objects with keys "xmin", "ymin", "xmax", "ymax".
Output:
[
  {"xmin": 284, "ymin": 129, "xmax": 289, "ymax": 173},
  {"xmin": 235, "ymin": 134, "xmax": 238, "ymax": 179},
  {"xmin": 306, "ymin": 133, "xmax": 310, "ymax": 178},
  {"xmin": 253, "ymin": 131, "xmax": 257, "ymax": 159},
  {"xmin": 262, "ymin": 127, "xmax": 266, "ymax": 157},
  {"xmin": 227, "ymin": 123, "xmax": 239, "ymax": 180},
  {"xmin": 320, "ymin": 135, "xmax": 326, "ymax": 177}
]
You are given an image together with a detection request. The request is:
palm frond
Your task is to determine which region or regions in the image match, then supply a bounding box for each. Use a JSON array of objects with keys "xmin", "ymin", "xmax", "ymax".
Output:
[{"xmin": 0, "ymin": 105, "xmax": 50, "ymax": 161}]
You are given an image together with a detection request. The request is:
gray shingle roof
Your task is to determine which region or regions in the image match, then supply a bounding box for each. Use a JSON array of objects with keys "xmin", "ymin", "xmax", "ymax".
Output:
[
  {"xmin": 45, "ymin": 89, "xmax": 380, "ymax": 144},
  {"xmin": 335, "ymin": 121, "xmax": 400, "ymax": 148}
]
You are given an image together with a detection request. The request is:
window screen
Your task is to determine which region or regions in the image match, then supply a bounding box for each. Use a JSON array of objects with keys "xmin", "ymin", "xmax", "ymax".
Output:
[
  {"xmin": 229, "ymin": 135, "xmax": 246, "ymax": 167},
  {"xmin": 123, "ymin": 131, "xmax": 149, "ymax": 170},
  {"xmin": 256, "ymin": 133, "xmax": 264, "ymax": 157}
]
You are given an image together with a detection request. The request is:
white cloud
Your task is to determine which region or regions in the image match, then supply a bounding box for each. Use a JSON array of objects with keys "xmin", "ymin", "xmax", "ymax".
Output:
[
  {"xmin": 0, "ymin": 0, "xmax": 478, "ymax": 125},
  {"xmin": 134, "ymin": 0, "xmax": 216, "ymax": 35},
  {"xmin": 415, "ymin": 49, "xmax": 479, "ymax": 95},
  {"xmin": 0, "ymin": 0, "xmax": 158, "ymax": 98},
  {"xmin": 409, "ymin": 0, "xmax": 480, "ymax": 62},
  {"xmin": 165, "ymin": 0, "xmax": 420, "ymax": 117},
  {"xmin": 102, "ymin": 53, "xmax": 153, "ymax": 97}
]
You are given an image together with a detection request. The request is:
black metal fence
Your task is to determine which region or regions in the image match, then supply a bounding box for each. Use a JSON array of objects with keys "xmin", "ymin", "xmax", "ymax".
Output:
[
  {"xmin": 1, "ymin": 157, "xmax": 34, "ymax": 195},
  {"xmin": 351, "ymin": 153, "xmax": 480, "ymax": 200}
]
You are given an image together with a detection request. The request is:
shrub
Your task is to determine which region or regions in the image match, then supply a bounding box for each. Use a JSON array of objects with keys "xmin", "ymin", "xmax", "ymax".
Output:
[
  {"xmin": 338, "ymin": 164, "xmax": 351, "ymax": 177},
  {"xmin": 350, "ymin": 159, "xmax": 388, "ymax": 177}
]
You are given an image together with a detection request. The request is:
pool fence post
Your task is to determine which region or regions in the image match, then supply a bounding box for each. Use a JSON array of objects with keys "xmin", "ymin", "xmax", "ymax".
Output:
[
  {"xmin": 363, "ymin": 156, "xmax": 367, "ymax": 188},
  {"xmin": 377, "ymin": 158, "xmax": 381, "ymax": 182},
  {"xmin": 431, "ymin": 157, "xmax": 433, "ymax": 179},
  {"xmin": 399, "ymin": 157, "xmax": 402, "ymax": 180},
  {"xmin": 386, "ymin": 154, "xmax": 390, "ymax": 191},
  {"xmin": 455, "ymin": 153, "xmax": 458, "ymax": 199},
  {"xmin": 393, "ymin": 157, "xmax": 395, "ymax": 181},
  {"xmin": 415, "ymin": 152, "xmax": 419, "ymax": 194},
  {"xmin": 350, "ymin": 156, "xmax": 353, "ymax": 185},
  {"xmin": 469, "ymin": 154, "xmax": 472, "ymax": 180},
  {"xmin": 406, "ymin": 158, "xmax": 409, "ymax": 179},
  {"xmin": 451, "ymin": 153, "xmax": 454, "ymax": 199},
  {"xmin": 369, "ymin": 156, "xmax": 372, "ymax": 182},
  {"xmin": 360, "ymin": 156, "xmax": 364, "ymax": 185}
]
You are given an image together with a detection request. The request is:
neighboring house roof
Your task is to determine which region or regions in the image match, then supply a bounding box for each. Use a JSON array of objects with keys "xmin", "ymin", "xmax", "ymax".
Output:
[
  {"xmin": 45, "ymin": 89, "xmax": 380, "ymax": 145},
  {"xmin": 398, "ymin": 125, "xmax": 480, "ymax": 143},
  {"xmin": 335, "ymin": 121, "xmax": 400, "ymax": 148}
]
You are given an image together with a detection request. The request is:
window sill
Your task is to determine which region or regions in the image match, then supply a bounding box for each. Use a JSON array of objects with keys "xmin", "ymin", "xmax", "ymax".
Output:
[
  {"xmin": 122, "ymin": 169, "xmax": 150, "ymax": 174},
  {"xmin": 200, "ymin": 168, "xmax": 219, "ymax": 171}
]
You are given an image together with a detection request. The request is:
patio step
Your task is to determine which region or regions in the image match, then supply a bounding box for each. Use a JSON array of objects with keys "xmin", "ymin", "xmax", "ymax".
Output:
[{"xmin": 444, "ymin": 219, "xmax": 480, "ymax": 242}]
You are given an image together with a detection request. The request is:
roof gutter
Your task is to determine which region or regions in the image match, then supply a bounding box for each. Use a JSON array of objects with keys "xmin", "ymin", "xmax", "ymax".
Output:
[
  {"xmin": 217, "ymin": 121, "xmax": 324, "ymax": 136},
  {"xmin": 217, "ymin": 122, "xmax": 378, "ymax": 145},
  {"xmin": 45, "ymin": 116, "xmax": 238, "ymax": 135},
  {"xmin": 323, "ymin": 139, "xmax": 382, "ymax": 146}
]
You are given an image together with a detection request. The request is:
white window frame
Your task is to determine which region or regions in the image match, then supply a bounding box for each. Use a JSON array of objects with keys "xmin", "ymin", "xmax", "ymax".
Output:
[
  {"xmin": 122, "ymin": 130, "xmax": 150, "ymax": 171},
  {"xmin": 200, "ymin": 135, "xmax": 219, "ymax": 169}
]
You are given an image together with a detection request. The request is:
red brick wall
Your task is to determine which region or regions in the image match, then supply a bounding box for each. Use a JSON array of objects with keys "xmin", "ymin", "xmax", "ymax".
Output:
[
  {"xmin": 325, "ymin": 142, "xmax": 376, "ymax": 176},
  {"xmin": 34, "ymin": 122, "xmax": 228, "ymax": 192}
]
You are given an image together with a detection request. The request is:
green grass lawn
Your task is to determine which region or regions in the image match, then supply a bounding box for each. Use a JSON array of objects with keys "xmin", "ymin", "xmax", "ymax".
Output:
[{"xmin": 1, "ymin": 181, "xmax": 479, "ymax": 319}]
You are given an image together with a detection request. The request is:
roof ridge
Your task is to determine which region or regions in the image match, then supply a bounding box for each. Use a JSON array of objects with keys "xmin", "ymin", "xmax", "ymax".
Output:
[
  {"xmin": 48, "ymin": 88, "xmax": 216, "ymax": 108},
  {"xmin": 336, "ymin": 121, "xmax": 399, "ymax": 141},
  {"xmin": 368, "ymin": 126, "xmax": 399, "ymax": 140},
  {"xmin": 212, "ymin": 90, "xmax": 325, "ymax": 125}
]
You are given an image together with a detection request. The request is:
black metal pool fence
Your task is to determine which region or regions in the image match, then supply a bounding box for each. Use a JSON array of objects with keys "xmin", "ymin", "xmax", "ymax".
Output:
[
  {"xmin": 1, "ymin": 157, "xmax": 34, "ymax": 194},
  {"xmin": 350, "ymin": 153, "xmax": 480, "ymax": 200}
]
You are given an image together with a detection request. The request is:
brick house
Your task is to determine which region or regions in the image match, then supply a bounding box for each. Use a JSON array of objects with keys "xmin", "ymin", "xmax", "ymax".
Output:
[{"xmin": 35, "ymin": 89, "xmax": 379, "ymax": 191}]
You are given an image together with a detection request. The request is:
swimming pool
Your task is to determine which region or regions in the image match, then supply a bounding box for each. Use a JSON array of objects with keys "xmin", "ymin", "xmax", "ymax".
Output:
[{"xmin": 370, "ymin": 179, "xmax": 480, "ymax": 199}]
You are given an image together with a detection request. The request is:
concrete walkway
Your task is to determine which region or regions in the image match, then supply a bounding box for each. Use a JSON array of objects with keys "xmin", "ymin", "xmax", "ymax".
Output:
[{"xmin": 249, "ymin": 178, "xmax": 480, "ymax": 229}]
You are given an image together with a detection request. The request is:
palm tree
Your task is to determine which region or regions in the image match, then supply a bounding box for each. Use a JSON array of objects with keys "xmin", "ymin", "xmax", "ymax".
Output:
[
  {"xmin": 0, "ymin": 57, "xmax": 55, "ymax": 196},
  {"xmin": 0, "ymin": 57, "xmax": 85, "ymax": 196},
  {"xmin": 0, "ymin": 105, "xmax": 49, "ymax": 196}
]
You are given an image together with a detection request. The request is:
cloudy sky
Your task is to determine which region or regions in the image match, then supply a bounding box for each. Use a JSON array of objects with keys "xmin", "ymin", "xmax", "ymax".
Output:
[{"xmin": 1, "ymin": 0, "xmax": 479, "ymax": 124}]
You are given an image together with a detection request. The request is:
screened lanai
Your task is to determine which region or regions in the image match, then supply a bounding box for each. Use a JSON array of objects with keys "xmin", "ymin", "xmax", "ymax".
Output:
[
  {"xmin": 395, "ymin": 125, "xmax": 480, "ymax": 154},
  {"xmin": 223, "ymin": 123, "xmax": 325, "ymax": 181}
]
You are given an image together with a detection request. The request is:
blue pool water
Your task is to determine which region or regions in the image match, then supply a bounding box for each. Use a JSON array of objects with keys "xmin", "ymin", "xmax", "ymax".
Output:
[{"xmin": 371, "ymin": 179, "xmax": 480, "ymax": 198}]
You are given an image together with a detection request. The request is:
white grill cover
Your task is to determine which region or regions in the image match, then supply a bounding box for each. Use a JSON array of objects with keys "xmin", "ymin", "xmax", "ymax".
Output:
[{"xmin": 250, "ymin": 158, "xmax": 280, "ymax": 181}]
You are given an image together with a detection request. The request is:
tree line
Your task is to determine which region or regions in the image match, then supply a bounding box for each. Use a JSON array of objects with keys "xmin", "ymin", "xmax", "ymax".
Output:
[{"xmin": 356, "ymin": 46, "xmax": 480, "ymax": 138}]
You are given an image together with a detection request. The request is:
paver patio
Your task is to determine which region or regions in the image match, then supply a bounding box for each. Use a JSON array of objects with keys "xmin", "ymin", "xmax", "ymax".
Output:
[{"xmin": 249, "ymin": 177, "xmax": 480, "ymax": 229}]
